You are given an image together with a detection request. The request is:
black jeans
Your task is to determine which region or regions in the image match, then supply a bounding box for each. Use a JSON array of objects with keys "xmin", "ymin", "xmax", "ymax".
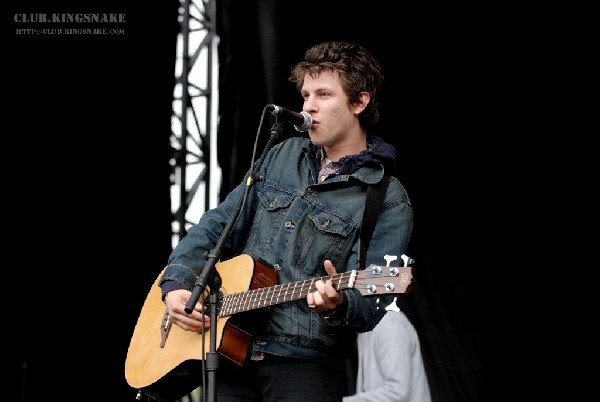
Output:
[{"xmin": 215, "ymin": 354, "xmax": 344, "ymax": 402}]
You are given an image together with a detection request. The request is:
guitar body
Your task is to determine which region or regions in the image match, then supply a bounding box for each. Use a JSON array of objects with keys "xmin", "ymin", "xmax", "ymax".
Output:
[{"xmin": 125, "ymin": 254, "xmax": 277, "ymax": 400}]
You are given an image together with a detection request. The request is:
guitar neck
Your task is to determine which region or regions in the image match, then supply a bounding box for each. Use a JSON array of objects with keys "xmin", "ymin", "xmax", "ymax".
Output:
[{"xmin": 219, "ymin": 271, "xmax": 354, "ymax": 317}]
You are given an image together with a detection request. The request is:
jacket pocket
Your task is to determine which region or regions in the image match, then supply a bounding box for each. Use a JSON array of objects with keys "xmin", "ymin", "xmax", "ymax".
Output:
[
  {"xmin": 297, "ymin": 209, "xmax": 355, "ymax": 275},
  {"xmin": 308, "ymin": 209, "xmax": 354, "ymax": 237},
  {"xmin": 258, "ymin": 185, "xmax": 295, "ymax": 211}
]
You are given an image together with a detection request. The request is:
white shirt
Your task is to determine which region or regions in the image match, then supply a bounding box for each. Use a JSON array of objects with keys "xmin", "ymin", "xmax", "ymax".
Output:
[{"xmin": 342, "ymin": 308, "xmax": 432, "ymax": 402}]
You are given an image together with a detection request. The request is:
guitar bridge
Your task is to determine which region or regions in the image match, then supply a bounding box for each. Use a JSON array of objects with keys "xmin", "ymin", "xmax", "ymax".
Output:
[{"xmin": 159, "ymin": 310, "xmax": 171, "ymax": 348}]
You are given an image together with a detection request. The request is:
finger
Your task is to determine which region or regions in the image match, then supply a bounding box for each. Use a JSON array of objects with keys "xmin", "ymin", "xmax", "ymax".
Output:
[
  {"xmin": 315, "ymin": 278, "xmax": 325, "ymax": 293},
  {"xmin": 324, "ymin": 260, "xmax": 337, "ymax": 275},
  {"xmin": 174, "ymin": 310, "xmax": 211, "ymax": 331},
  {"xmin": 312, "ymin": 290, "xmax": 324, "ymax": 306},
  {"xmin": 307, "ymin": 293, "xmax": 316, "ymax": 308},
  {"xmin": 315, "ymin": 278, "xmax": 337, "ymax": 300},
  {"xmin": 323, "ymin": 280, "xmax": 340, "ymax": 298},
  {"xmin": 193, "ymin": 301, "xmax": 206, "ymax": 312}
]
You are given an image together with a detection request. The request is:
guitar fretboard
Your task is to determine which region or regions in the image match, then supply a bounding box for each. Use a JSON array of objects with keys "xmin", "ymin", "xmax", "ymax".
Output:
[{"xmin": 219, "ymin": 271, "xmax": 355, "ymax": 317}]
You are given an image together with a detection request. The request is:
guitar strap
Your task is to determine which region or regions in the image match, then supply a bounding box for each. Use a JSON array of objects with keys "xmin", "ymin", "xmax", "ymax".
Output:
[{"xmin": 357, "ymin": 174, "xmax": 391, "ymax": 269}]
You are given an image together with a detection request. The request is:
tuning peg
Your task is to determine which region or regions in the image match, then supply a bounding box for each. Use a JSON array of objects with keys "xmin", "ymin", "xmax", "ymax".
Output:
[
  {"xmin": 400, "ymin": 254, "xmax": 415, "ymax": 267},
  {"xmin": 384, "ymin": 254, "xmax": 398, "ymax": 267}
]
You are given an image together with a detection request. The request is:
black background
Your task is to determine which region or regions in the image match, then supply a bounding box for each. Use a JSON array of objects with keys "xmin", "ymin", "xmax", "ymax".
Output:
[{"xmin": 6, "ymin": 1, "xmax": 597, "ymax": 401}]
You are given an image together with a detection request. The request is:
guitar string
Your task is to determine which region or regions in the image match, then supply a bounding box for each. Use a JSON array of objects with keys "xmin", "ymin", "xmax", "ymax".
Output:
[{"xmin": 219, "ymin": 268, "xmax": 411, "ymax": 317}]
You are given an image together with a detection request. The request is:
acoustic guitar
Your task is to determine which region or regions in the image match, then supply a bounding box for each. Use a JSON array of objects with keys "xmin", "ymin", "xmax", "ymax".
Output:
[{"xmin": 125, "ymin": 254, "xmax": 413, "ymax": 400}]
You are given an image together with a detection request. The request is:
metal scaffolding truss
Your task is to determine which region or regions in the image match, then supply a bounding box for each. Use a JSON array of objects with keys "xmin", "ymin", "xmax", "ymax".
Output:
[{"xmin": 170, "ymin": 0, "xmax": 219, "ymax": 248}]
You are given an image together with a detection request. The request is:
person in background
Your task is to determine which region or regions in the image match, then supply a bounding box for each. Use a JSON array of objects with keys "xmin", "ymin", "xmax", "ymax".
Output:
[
  {"xmin": 160, "ymin": 41, "xmax": 413, "ymax": 401},
  {"xmin": 343, "ymin": 298, "xmax": 432, "ymax": 402}
]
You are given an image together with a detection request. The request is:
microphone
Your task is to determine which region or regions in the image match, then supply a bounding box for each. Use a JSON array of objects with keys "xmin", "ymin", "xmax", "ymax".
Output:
[{"xmin": 267, "ymin": 104, "xmax": 312, "ymax": 132}]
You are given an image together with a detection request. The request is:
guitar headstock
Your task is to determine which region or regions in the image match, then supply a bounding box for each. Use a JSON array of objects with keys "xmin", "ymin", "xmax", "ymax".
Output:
[{"xmin": 354, "ymin": 254, "xmax": 415, "ymax": 297}]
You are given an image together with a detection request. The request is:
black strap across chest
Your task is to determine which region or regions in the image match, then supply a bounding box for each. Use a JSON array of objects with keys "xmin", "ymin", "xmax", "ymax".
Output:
[{"xmin": 358, "ymin": 175, "xmax": 391, "ymax": 269}]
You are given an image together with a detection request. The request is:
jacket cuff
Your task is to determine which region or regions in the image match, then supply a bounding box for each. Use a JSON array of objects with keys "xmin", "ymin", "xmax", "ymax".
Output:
[
  {"xmin": 322, "ymin": 294, "xmax": 349, "ymax": 325},
  {"xmin": 161, "ymin": 280, "xmax": 184, "ymax": 301}
]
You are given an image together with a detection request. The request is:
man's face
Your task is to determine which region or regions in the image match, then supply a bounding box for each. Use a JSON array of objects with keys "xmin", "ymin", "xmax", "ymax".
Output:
[{"xmin": 300, "ymin": 70, "xmax": 356, "ymax": 150}]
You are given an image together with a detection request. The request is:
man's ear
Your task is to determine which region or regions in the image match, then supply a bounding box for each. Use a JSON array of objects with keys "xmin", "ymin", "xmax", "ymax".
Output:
[{"xmin": 351, "ymin": 92, "xmax": 371, "ymax": 115}]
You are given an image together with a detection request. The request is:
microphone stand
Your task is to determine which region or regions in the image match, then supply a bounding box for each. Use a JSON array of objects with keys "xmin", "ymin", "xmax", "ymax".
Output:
[{"xmin": 184, "ymin": 119, "xmax": 287, "ymax": 402}]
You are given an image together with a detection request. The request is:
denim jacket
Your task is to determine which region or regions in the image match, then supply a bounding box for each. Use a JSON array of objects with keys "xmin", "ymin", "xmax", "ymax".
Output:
[{"xmin": 159, "ymin": 136, "xmax": 413, "ymax": 363}]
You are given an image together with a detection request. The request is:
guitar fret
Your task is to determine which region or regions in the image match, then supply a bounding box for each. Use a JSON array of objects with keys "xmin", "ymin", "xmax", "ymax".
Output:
[
  {"xmin": 284, "ymin": 282, "xmax": 292, "ymax": 302},
  {"xmin": 258, "ymin": 287, "xmax": 266, "ymax": 307},
  {"xmin": 220, "ymin": 296, "xmax": 229, "ymax": 317},
  {"xmin": 237, "ymin": 291, "xmax": 245, "ymax": 312},
  {"xmin": 253, "ymin": 290, "xmax": 258, "ymax": 310},
  {"xmin": 248, "ymin": 288, "xmax": 256, "ymax": 310}
]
